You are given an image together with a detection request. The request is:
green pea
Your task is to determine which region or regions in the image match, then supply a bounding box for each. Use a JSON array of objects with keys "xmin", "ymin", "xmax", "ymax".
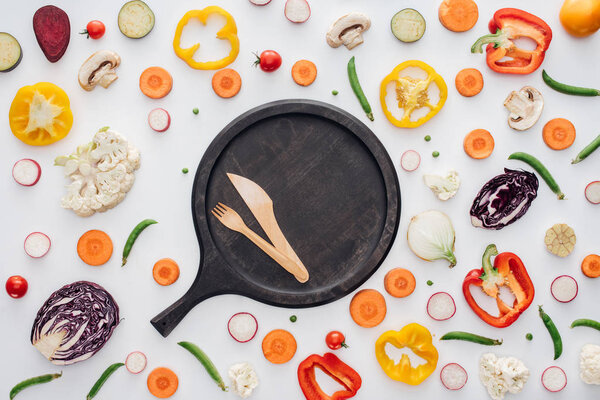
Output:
[
  {"xmin": 290, "ymin": 315, "xmax": 297, "ymax": 322},
  {"xmin": 424, "ymin": 135, "xmax": 431, "ymax": 142},
  {"xmin": 426, "ymin": 280, "xmax": 433, "ymax": 286},
  {"xmin": 526, "ymin": 333, "xmax": 533, "ymax": 341},
  {"xmin": 332, "ymin": 90, "xmax": 339, "ymax": 95},
  {"xmin": 432, "ymin": 151, "xmax": 440, "ymax": 158},
  {"xmin": 182, "ymin": 168, "xmax": 189, "ymax": 174},
  {"xmin": 193, "ymin": 107, "xmax": 199, "ymax": 115}
]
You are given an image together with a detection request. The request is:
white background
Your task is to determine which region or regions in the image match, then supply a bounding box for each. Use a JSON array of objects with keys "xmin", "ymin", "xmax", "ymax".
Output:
[{"xmin": 1, "ymin": 0, "xmax": 600, "ymax": 399}]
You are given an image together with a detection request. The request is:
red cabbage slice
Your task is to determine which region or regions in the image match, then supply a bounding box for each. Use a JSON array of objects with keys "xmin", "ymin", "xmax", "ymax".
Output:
[
  {"xmin": 30, "ymin": 281, "xmax": 119, "ymax": 365},
  {"xmin": 470, "ymin": 168, "xmax": 538, "ymax": 230}
]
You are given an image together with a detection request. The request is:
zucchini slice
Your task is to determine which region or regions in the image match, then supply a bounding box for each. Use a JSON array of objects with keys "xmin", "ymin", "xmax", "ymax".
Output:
[
  {"xmin": 391, "ymin": 8, "xmax": 426, "ymax": 43},
  {"xmin": 118, "ymin": 0, "xmax": 155, "ymax": 39},
  {"xmin": 0, "ymin": 32, "xmax": 23, "ymax": 72}
]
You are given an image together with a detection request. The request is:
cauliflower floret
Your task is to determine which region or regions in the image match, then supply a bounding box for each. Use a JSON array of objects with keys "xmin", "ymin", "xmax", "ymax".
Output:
[
  {"xmin": 229, "ymin": 362, "xmax": 258, "ymax": 398},
  {"xmin": 580, "ymin": 344, "xmax": 600, "ymax": 385},
  {"xmin": 423, "ymin": 170, "xmax": 460, "ymax": 201},
  {"xmin": 55, "ymin": 127, "xmax": 140, "ymax": 217},
  {"xmin": 479, "ymin": 353, "xmax": 529, "ymax": 400}
]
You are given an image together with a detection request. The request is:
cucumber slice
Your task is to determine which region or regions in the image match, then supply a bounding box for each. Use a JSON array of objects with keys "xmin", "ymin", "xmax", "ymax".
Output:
[
  {"xmin": 0, "ymin": 32, "xmax": 22, "ymax": 72},
  {"xmin": 118, "ymin": 0, "xmax": 155, "ymax": 39},
  {"xmin": 391, "ymin": 8, "xmax": 426, "ymax": 43}
]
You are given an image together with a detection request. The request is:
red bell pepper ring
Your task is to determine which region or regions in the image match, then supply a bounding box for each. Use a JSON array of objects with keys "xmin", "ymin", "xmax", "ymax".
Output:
[
  {"xmin": 471, "ymin": 8, "xmax": 552, "ymax": 74},
  {"xmin": 463, "ymin": 244, "xmax": 535, "ymax": 328},
  {"xmin": 297, "ymin": 353, "xmax": 362, "ymax": 400}
]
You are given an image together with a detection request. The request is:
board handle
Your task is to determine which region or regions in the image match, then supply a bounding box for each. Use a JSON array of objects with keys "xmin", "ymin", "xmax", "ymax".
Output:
[{"xmin": 150, "ymin": 288, "xmax": 209, "ymax": 337}]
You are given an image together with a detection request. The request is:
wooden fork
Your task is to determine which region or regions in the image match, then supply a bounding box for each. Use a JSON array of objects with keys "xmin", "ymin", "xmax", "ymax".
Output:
[{"xmin": 211, "ymin": 202, "xmax": 309, "ymax": 282}]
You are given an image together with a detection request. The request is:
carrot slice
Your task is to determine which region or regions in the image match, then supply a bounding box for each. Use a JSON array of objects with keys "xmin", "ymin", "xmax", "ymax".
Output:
[
  {"xmin": 77, "ymin": 230, "xmax": 113, "ymax": 266},
  {"xmin": 384, "ymin": 268, "xmax": 416, "ymax": 298},
  {"xmin": 292, "ymin": 60, "xmax": 317, "ymax": 86},
  {"xmin": 464, "ymin": 129, "xmax": 494, "ymax": 159},
  {"xmin": 147, "ymin": 367, "xmax": 178, "ymax": 398},
  {"xmin": 153, "ymin": 258, "xmax": 180, "ymax": 286},
  {"xmin": 543, "ymin": 118, "xmax": 576, "ymax": 150},
  {"xmin": 438, "ymin": 0, "xmax": 479, "ymax": 32},
  {"xmin": 455, "ymin": 68, "xmax": 483, "ymax": 97},
  {"xmin": 211, "ymin": 68, "xmax": 242, "ymax": 98},
  {"xmin": 262, "ymin": 329, "xmax": 297, "ymax": 364},
  {"xmin": 349, "ymin": 289, "xmax": 386, "ymax": 328},
  {"xmin": 140, "ymin": 66, "xmax": 173, "ymax": 99},
  {"xmin": 582, "ymin": 254, "xmax": 600, "ymax": 278}
]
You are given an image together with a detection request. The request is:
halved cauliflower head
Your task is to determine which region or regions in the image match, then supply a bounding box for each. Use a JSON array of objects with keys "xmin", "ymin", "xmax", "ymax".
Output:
[{"xmin": 55, "ymin": 127, "xmax": 140, "ymax": 217}]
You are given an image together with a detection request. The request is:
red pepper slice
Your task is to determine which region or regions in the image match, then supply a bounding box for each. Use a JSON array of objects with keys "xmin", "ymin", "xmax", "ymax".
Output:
[
  {"xmin": 297, "ymin": 353, "xmax": 362, "ymax": 400},
  {"xmin": 463, "ymin": 244, "xmax": 535, "ymax": 328}
]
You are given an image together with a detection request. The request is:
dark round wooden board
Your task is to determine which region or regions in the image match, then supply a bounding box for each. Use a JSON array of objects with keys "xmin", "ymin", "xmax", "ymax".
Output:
[{"xmin": 151, "ymin": 99, "xmax": 400, "ymax": 337}]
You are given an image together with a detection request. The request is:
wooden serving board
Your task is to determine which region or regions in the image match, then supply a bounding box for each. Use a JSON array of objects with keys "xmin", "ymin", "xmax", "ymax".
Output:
[{"xmin": 151, "ymin": 99, "xmax": 400, "ymax": 337}]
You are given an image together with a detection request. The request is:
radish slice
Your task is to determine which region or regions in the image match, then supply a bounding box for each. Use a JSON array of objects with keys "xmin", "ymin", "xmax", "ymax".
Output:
[
  {"xmin": 440, "ymin": 363, "xmax": 468, "ymax": 390},
  {"xmin": 585, "ymin": 181, "xmax": 600, "ymax": 204},
  {"xmin": 542, "ymin": 366, "xmax": 567, "ymax": 392},
  {"xmin": 148, "ymin": 108, "xmax": 170, "ymax": 132},
  {"xmin": 400, "ymin": 150, "xmax": 420, "ymax": 172},
  {"xmin": 427, "ymin": 292, "xmax": 456, "ymax": 321},
  {"xmin": 228, "ymin": 312, "xmax": 258, "ymax": 343},
  {"xmin": 13, "ymin": 159, "xmax": 41, "ymax": 186},
  {"xmin": 249, "ymin": 0, "xmax": 271, "ymax": 5},
  {"xmin": 24, "ymin": 232, "xmax": 51, "ymax": 258},
  {"xmin": 284, "ymin": 0, "xmax": 310, "ymax": 23},
  {"xmin": 125, "ymin": 351, "xmax": 147, "ymax": 374},
  {"xmin": 551, "ymin": 275, "xmax": 578, "ymax": 303}
]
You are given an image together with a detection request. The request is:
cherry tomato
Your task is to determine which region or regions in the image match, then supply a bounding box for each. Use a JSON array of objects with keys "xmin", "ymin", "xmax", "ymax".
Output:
[
  {"xmin": 254, "ymin": 50, "xmax": 282, "ymax": 72},
  {"xmin": 325, "ymin": 331, "xmax": 348, "ymax": 350},
  {"xmin": 81, "ymin": 20, "xmax": 106, "ymax": 39},
  {"xmin": 6, "ymin": 275, "xmax": 28, "ymax": 298}
]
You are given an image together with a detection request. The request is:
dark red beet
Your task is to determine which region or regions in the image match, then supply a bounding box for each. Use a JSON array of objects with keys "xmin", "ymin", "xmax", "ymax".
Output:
[{"xmin": 33, "ymin": 5, "xmax": 70, "ymax": 62}]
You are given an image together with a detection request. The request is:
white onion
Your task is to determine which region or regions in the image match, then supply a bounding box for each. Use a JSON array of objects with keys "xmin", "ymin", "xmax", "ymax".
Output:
[{"xmin": 407, "ymin": 210, "xmax": 457, "ymax": 267}]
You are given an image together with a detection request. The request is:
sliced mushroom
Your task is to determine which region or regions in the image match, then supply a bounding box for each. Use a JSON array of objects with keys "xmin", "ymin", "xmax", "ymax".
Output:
[
  {"xmin": 78, "ymin": 50, "xmax": 121, "ymax": 91},
  {"xmin": 326, "ymin": 13, "xmax": 371, "ymax": 50},
  {"xmin": 503, "ymin": 86, "xmax": 544, "ymax": 131}
]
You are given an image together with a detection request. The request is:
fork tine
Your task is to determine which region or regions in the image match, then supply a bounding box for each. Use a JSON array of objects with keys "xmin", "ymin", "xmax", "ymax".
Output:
[
  {"xmin": 218, "ymin": 202, "xmax": 231, "ymax": 211},
  {"xmin": 215, "ymin": 204, "xmax": 226, "ymax": 214},
  {"xmin": 211, "ymin": 209, "xmax": 222, "ymax": 219}
]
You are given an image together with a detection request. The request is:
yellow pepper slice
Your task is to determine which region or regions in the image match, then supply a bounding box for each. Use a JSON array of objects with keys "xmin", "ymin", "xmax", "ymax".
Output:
[
  {"xmin": 9, "ymin": 82, "xmax": 73, "ymax": 146},
  {"xmin": 173, "ymin": 6, "xmax": 240, "ymax": 70},
  {"xmin": 380, "ymin": 60, "xmax": 448, "ymax": 128},
  {"xmin": 375, "ymin": 323, "xmax": 439, "ymax": 385}
]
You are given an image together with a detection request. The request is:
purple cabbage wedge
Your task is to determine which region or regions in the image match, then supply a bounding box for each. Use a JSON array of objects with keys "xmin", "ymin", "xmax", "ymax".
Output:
[
  {"xmin": 470, "ymin": 168, "xmax": 538, "ymax": 230},
  {"xmin": 31, "ymin": 281, "xmax": 119, "ymax": 365}
]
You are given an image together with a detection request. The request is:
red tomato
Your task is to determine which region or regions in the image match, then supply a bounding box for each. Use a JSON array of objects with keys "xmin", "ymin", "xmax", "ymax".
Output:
[
  {"xmin": 255, "ymin": 50, "xmax": 282, "ymax": 72},
  {"xmin": 6, "ymin": 275, "xmax": 28, "ymax": 298},
  {"xmin": 83, "ymin": 20, "xmax": 105, "ymax": 39},
  {"xmin": 325, "ymin": 331, "xmax": 348, "ymax": 350}
]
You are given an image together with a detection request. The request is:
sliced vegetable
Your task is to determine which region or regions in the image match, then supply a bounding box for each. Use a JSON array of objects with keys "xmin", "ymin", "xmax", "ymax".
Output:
[
  {"xmin": 284, "ymin": 0, "xmax": 311, "ymax": 23},
  {"xmin": 178, "ymin": 341, "xmax": 227, "ymax": 391},
  {"xmin": 24, "ymin": 232, "xmax": 51, "ymax": 258},
  {"xmin": 212, "ymin": 68, "xmax": 242, "ymax": 98},
  {"xmin": 348, "ymin": 56, "xmax": 373, "ymax": 121},
  {"xmin": 6, "ymin": 275, "xmax": 28, "ymax": 299},
  {"xmin": 148, "ymin": 108, "xmax": 171, "ymax": 132},
  {"xmin": 0, "ymin": 32, "xmax": 23, "ymax": 72},
  {"xmin": 543, "ymin": 118, "xmax": 576, "ymax": 150},
  {"xmin": 407, "ymin": 210, "xmax": 456, "ymax": 267},
  {"xmin": 423, "ymin": 170, "xmax": 460, "ymax": 201},
  {"xmin": 440, "ymin": 331, "xmax": 502, "ymax": 346},
  {"xmin": 80, "ymin": 21, "xmax": 105, "ymax": 39},
  {"xmin": 298, "ymin": 353, "xmax": 362, "ymax": 399},
  {"xmin": 122, "ymin": 219, "xmax": 158, "ymax": 266},
  {"xmin": 326, "ymin": 331, "xmax": 348, "ymax": 350},
  {"xmin": 384, "ymin": 268, "xmax": 416, "ymax": 298},
  {"xmin": 33, "ymin": 5, "xmax": 70, "ymax": 62},
  {"xmin": 464, "ymin": 129, "xmax": 494, "ymax": 159},
  {"xmin": 125, "ymin": 351, "xmax": 147, "ymax": 374},
  {"xmin": 539, "ymin": 306, "xmax": 563, "ymax": 360},
  {"xmin": 545, "ymin": 223, "xmax": 576, "ymax": 258},
  {"xmin": 77, "ymin": 230, "xmax": 113, "ymax": 266},
  {"xmin": 326, "ymin": 13, "xmax": 371, "ymax": 50},
  {"xmin": 400, "ymin": 150, "xmax": 420, "ymax": 172},
  {"xmin": 254, "ymin": 50, "xmax": 281, "ymax": 72},
  {"xmin": 542, "ymin": 366, "xmax": 567, "ymax": 392},
  {"xmin": 87, "ymin": 362, "xmax": 124, "ymax": 400},
  {"xmin": 572, "ymin": 134, "xmax": 600, "ymax": 164},
  {"xmin": 585, "ymin": 181, "xmax": 600, "ymax": 204},
  {"xmin": 349, "ymin": 289, "xmax": 386, "ymax": 328},
  {"xmin": 455, "ymin": 68, "xmax": 483, "ymax": 97},
  {"xmin": 153, "ymin": 258, "xmax": 180, "ymax": 286},
  {"xmin": 427, "ymin": 292, "xmax": 456, "ymax": 321},
  {"xmin": 118, "ymin": 0, "xmax": 155, "ymax": 39},
  {"xmin": 249, "ymin": 0, "xmax": 272, "ymax": 5},
  {"xmin": 438, "ymin": 0, "xmax": 478, "ymax": 32},
  {"xmin": 262, "ymin": 329, "xmax": 297, "ymax": 364},
  {"xmin": 391, "ymin": 9, "xmax": 426, "ymax": 43},
  {"xmin": 542, "ymin": 69, "xmax": 600, "ymax": 97},
  {"xmin": 503, "ymin": 86, "xmax": 544, "ymax": 131},
  {"xmin": 551, "ymin": 275, "xmax": 578, "ymax": 303},
  {"xmin": 9, "ymin": 372, "xmax": 62, "ymax": 399},
  {"xmin": 292, "ymin": 60, "xmax": 317, "ymax": 86},
  {"xmin": 228, "ymin": 312, "xmax": 258, "ymax": 343},
  {"xmin": 12, "ymin": 159, "xmax": 41, "ymax": 186},
  {"xmin": 508, "ymin": 152, "xmax": 565, "ymax": 199},
  {"xmin": 147, "ymin": 367, "xmax": 178, "ymax": 398},
  {"xmin": 581, "ymin": 254, "xmax": 600, "ymax": 278},
  {"xmin": 440, "ymin": 363, "xmax": 468, "ymax": 390},
  {"xmin": 79, "ymin": 50, "xmax": 121, "ymax": 91},
  {"xmin": 140, "ymin": 67, "xmax": 173, "ymax": 99}
]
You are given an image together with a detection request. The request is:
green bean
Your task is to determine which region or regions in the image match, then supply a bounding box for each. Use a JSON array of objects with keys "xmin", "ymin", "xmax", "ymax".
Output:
[
  {"xmin": 542, "ymin": 70, "xmax": 600, "ymax": 97},
  {"xmin": 87, "ymin": 363, "xmax": 124, "ymax": 400},
  {"xmin": 572, "ymin": 134, "xmax": 600, "ymax": 164},
  {"xmin": 347, "ymin": 56, "xmax": 374, "ymax": 121},
  {"xmin": 122, "ymin": 219, "xmax": 158, "ymax": 266},
  {"xmin": 539, "ymin": 306, "xmax": 563, "ymax": 360},
  {"xmin": 440, "ymin": 331, "xmax": 503, "ymax": 346},
  {"xmin": 571, "ymin": 318, "xmax": 600, "ymax": 331},
  {"xmin": 10, "ymin": 372, "xmax": 62, "ymax": 399},
  {"xmin": 508, "ymin": 152, "xmax": 565, "ymax": 199},
  {"xmin": 178, "ymin": 341, "xmax": 227, "ymax": 391}
]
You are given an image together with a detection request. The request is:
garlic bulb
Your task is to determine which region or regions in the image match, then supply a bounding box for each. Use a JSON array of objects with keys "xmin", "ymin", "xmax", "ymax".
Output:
[{"xmin": 407, "ymin": 210, "xmax": 457, "ymax": 267}]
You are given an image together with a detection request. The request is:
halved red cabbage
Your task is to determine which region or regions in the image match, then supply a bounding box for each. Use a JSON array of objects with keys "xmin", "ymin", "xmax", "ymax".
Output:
[
  {"xmin": 30, "ymin": 281, "xmax": 119, "ymax": 365},
  {"xmin": 470, "ymin": 168, "xmax": 538, "ymax": 230}
]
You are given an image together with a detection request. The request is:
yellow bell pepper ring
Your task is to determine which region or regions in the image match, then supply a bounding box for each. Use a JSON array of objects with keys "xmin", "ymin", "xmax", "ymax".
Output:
[
  {"xmin": 9, "ymin": 82, "xmax": 73, "ymax": 146},
  {"xmin": 173, "ymin": 6, "xmax": 240, "ymax": 70},
  {"xmin": 380, "ymin": 60, "xmax": 448, "ymax": 128},
  {"xmin": 375, "ymin": 323, "xmax": 439, "ymax": 385}
]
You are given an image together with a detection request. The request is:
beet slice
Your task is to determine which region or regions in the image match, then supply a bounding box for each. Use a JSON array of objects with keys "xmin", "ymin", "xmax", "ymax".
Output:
[{"xmin": 33, "ymin": 5, "xmax": 70, "ymax": 62}]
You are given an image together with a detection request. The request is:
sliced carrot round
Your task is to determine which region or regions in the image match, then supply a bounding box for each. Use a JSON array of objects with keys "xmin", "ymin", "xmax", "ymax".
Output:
[
  {"xmin": 464, "ymin": 129, "xmax": 494, "ymax": 159},
  {"xmin": 455, "ymin": 68, "xmax": 483, "ymax": 97},
  {"xmin": 384, "ymin": 268, "xmax": 416, "ymax": 298},
  {"xmin": 140, "ymin": 66, "xmax": 173, "ymax": 99},
  {"xmin": 349, "ymin": 289, "xmax": 387, "ymax": 328},
  {"xmin": 262, "ymin": 329, "xmax": 297, "ymax": 364},
  {"xmin": 291, "ymin": 60, "xmax": 317, "ymax": 86},
  {"xmin": 153, "ymin": 258, "xmax": 180, "ymax": 286},
  {"xmin": 147, "ymin": 367, "xmax": 178, "ymax": 398},
  {"xmin": 439, "ymin": 0, "xmax": 479, "ymax": 32},
  {"xmin": 212, "ymin": 68, "xmax": 242, "ymax": 98},
  {"xmin": 543, "ymin": 118, "xmax": 576, "ymax": 150},
  {"xmin": 582, "ymin": 254, "xmax": 600, "ymax": 278},
  {"xmin": 77, "ymin": 230, "xmax": 113, "ymax": 266}
]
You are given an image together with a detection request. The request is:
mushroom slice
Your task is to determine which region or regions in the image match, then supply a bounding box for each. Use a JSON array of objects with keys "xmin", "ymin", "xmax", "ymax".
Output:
[
  {"xmin": 503, "ymin": 86, "xmax": 544, "ymax": 131},
  {"xmin": 326, "ymin": 12, "xmax": 371, "ymax": 50},
  {"xmin": 78, "ymin": 50, "xmax": 121, "ymax": 91}
]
